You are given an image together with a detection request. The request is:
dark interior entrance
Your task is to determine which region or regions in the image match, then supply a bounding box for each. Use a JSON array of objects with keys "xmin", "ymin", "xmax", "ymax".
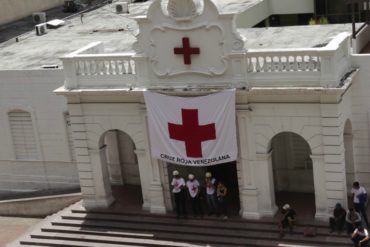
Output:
[{"xmin": 167, "ymin": 161, "xmax": 240, "ymax": 217}]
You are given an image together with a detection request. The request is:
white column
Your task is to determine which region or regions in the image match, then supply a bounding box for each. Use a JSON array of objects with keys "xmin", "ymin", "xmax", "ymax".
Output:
[
  {"xmin": 237, "ymin": 110, "xmax": 261, "ymax": 219},
  {"xmin": 148, "ymin": 158, "xmax": 167, "ymax": 214},
  {"xmin": 255, "ymin": 152, "xmax": 278, "ymax": 217},
  {"xmin": 311, "ymin": 154, "xmax": 329, "ymax": 220},
  {"xmin": 84, "ymin": 148, "xmax": 114, "ymax": 209},
  {"xmin": 139, "ymin": 108, "xmax": 166, "ymax": 214}
]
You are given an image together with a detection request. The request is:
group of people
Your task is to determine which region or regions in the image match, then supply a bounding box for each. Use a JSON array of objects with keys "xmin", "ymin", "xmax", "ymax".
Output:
[
  {"xmin": 329, "ymin": 181, "xmax": 369, "ymax": 246},
  {"xmin": 171, "ymin": 170, "xmax": 228, "ymax": 219},
  {"xmin": 277, "ymin": 181, "xmax": 370, "ymax": 246}
]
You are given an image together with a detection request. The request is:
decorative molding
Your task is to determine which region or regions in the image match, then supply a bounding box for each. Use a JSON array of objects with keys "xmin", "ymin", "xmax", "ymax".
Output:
[
  {"xmin": 167, "ymin": 0, "xmax": 198, "ymax": 20},
  {"xmin": 149, "ymin": 24, "xmax": 228, "ymax": 77}
]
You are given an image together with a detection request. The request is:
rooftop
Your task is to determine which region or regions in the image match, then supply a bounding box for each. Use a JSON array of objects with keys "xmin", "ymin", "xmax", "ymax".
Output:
[{"xmin": 0, "ymin": 0, "xmax": 357, "ymax": 70}]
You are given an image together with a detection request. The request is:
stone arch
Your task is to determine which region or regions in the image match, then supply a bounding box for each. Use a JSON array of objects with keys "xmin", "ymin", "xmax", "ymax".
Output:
[
  {"xmin": 98, "ymin": 129, "xmax": 141, "ymax": 186},
  {"xmin": 269, "ymin": 131, "xmax": 314, "ymax": 192},
  {"xmin": 87, "ymin": 122, "xmax": 146, "ymax": 153},
  {"xmin": 266, "ymin": 131, "xmax": 316, "ymax": 218},
  {"xmin": 97, "ymin": 128, "xmax": 144, "ymax": 209},
  {"xmin": 344, "ymin": 119, "xmax": 355, "ymax": 195}
]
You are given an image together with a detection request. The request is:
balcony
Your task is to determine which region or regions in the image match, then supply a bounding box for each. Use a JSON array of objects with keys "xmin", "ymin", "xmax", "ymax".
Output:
[{"xmin": 61, "ymin": 32, "xmax": 351, "ymax": 90}]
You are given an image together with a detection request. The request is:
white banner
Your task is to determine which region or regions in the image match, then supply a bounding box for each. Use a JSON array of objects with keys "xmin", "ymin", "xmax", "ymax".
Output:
[{"xmin": 144, "ymin": 90, "xmax": 237, "ymax": 166}]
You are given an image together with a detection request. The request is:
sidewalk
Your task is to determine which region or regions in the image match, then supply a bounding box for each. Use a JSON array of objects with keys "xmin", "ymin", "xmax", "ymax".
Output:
[{"xmin": 0, "ymin": 216, "xmax": 41, "ymax": 247}]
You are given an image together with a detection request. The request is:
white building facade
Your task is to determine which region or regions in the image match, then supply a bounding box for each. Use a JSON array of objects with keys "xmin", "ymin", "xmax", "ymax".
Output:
[
  {"xmin": 53, "ymin": 0, "xmax": 366, "ymax": 220},
  {"xmin": 1, "ymin": 0, "xmax": 370, "ymax": 220}
]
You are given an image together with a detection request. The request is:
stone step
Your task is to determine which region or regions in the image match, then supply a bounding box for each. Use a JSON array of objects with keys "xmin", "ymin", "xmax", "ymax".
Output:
[
  {"xmin": 27, "ymin": 228, "xmax": 350, "ymax": 247},
  {"xmin": 62, "ymin": 211, "xmax": 348, "ymax": 238},
  {"xmin": 31, "ymin": 230, "xmax": 207, "ymax": 247},
  {"xmin": 20, "ymin": 235, "xmax": 142, "ymax": 247},
  {"xmin": 50, "ymin": 218, "xmax": 352, "ymax": 246},
  {"xmin": 71, "ymin": 208, "xmax": 328, "ymax": 228}
]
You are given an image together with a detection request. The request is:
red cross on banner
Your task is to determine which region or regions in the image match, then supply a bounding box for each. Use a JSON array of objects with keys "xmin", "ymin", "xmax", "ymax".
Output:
[
  {"xmin": 168, "ymin": 109, "xmax": 216, "ymax": 158},
  {"xmin": 144, "ymin": 90, "xmax": 237, "ymax": 166},
  {"xmin": 174, "ymin": 37, "xmax": 200, "ymax": 65}
]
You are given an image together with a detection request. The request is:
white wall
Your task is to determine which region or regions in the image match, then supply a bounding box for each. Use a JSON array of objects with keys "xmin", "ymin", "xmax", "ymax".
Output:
[
  {"xmin": 0, "ymin": 70, "xmax": 79, "ymax": 194},
  {"xmin": 0, "ymin": 0, "xmax": 64, "ymax": 26},
  {"xmin": 236, "ymin": 0, "xmax": 314, "ymax": 28},
  {"xmin": 351, "ymin": 55, "xmax": 370, "ymax": 188}
]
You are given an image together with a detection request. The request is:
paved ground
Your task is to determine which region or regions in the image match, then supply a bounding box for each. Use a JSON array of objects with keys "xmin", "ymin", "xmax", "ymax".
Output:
[{"xmin": 0, "ymin": 216, "xmax": 42, "ymax": 247}]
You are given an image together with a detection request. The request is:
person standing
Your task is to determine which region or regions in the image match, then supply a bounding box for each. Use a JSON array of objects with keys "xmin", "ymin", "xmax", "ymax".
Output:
[
  {"xmin": 186, "ymin": 174, "xmax": 203, "ymax": 217},
  {"xmin": 205, "ymin": 172, "xmax": 218, "ymax": 216},
  {"xmin": 352, "ymin": 181, "xmax": 369, "ymax": 228},
  {"xmin": 329, "ymin": 203, "xmax": 346, "ymax": 233},
  {"xmin": 217, "ymin": 181, "xmax": 228, "ymax": 219},
  {"xmin": 171, "ymin": 170, "xmax": 187, "ymax": 219}
]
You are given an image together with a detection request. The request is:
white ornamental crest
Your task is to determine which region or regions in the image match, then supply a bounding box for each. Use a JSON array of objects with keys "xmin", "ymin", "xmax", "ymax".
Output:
[{"xmin": 167, "ymin": 0, "xmax": 197, "ymax": 18}]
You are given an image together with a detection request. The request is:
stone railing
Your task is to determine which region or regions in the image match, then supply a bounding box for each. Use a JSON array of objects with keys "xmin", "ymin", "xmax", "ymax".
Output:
[
  {"xmin": 61, "ymin": 33, "xmax": 351, "ymax": 89},
  {"xmin": 246, "ymin": 32, "xmax": 351, "ymax": 87},
  {"xmin": 61, "ymin": 42, "xmax": 137, "ymax": 89},
  {"xmin": 73, "ymin": 54, "xmax": 135, "ymax": 76},
  {"xmin": 247, "ymin": 50, "xmax": 321, "ymax": 73}
]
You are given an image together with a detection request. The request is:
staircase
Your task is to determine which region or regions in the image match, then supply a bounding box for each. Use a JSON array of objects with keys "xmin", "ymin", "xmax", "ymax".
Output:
[{"xmin": 10, "ymin": 202, "xmax": 353, "ymax": 247}]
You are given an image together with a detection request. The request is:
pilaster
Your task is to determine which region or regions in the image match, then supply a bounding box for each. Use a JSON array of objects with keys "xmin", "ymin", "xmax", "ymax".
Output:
[{"xmin": 140, "ymin": 108, "xmax": 166, "ymax": 214}]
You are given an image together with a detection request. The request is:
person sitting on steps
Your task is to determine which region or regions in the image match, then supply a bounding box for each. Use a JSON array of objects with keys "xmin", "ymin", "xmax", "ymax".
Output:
[
  {"xmin": 329, "ymin": 203, "xmax": 346, "ymax": 234},
  {"xmin": 278, "ymin": 204, "xmax": 296, "ymax": 238},
  {"xmin": 346, "ymin": 208, "xmax": 362, "ymax": 235},
  {"xmin": 352, "ymin": 226, "xmax": 370, "ymax": 247}
]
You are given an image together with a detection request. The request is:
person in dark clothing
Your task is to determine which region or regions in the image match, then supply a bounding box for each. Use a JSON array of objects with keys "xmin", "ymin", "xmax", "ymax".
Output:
[
  {"xmin": 217, "ymin": 181, "xmax": 228, "ymax": 219},
  {"xmin": 329, "ymin": 203, "xmax": 346, "ymax": 233},
  {"xmin": 278, "ymin": 204, "xmax": 296, "ymax": 237}
]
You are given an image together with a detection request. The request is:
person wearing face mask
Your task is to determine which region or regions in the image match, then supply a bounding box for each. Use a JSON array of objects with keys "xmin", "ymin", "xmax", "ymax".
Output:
[
  {"xmin": 171, "ymin": 170, "xmax": 187, "ymax": 219},
  {"xmin": 186, "ymin": 173, "xmax": 203, "ymax": 217}
]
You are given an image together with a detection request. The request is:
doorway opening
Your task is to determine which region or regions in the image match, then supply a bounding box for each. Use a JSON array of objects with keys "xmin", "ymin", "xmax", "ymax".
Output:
[
  {"xmin": 99, "ymin": 130, "xmax": 143, "ymax": 211},
  {"xmin": 270, "ymin": 132, "xmax": 315, "ymax": 219}
]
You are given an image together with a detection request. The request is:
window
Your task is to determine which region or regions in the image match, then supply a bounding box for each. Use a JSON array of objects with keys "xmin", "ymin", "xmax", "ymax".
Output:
[{"xmin": 8, "ymin": 110, "xmax": 38, "ymax": 160}]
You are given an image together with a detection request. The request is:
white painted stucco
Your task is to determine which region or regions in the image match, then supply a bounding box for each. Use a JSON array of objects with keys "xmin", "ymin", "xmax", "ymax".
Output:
[{"xmin": 2, "ymin": 0, "xmax": 370, "ymax": 221}]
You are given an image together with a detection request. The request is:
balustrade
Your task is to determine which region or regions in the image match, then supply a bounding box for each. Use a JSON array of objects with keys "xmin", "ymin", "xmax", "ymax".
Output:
[
  {"xmin": 74, "ymin": 54, "xmax": 135, "ymax": 76},
  {"xmin": 247, "ymin": 51, "xmax": 321, "ymax": 73}
]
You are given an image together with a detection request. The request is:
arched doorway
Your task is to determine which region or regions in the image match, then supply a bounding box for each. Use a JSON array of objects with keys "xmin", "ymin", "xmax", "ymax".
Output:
[
  {"xmin": 99, "ymin": 130, "xmax": 143, "ymax": 211},
  {"xmin": 270, "ymin": 132, "xmax": 315, "ymax": 218},
  {"xmin": 344, "ymin": 119, "xmax": 355, "ymax": 196}
]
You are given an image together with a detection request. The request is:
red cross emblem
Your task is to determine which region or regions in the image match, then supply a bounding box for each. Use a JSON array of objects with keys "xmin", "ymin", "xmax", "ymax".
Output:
[
  {"xmin": 168, "ymin": 109, "xmax": 216, "ymax": 158},
  {"xmin": 174, "ymin": 37, "xmax": 200, "ymax": 65}
]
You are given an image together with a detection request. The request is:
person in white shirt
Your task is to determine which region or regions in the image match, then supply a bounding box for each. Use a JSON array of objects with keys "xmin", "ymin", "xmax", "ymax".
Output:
[
  {"xmin": 351, "ymin": 226, "xmax": 369, "ymax": 247},
  {"xmin": 205, "ymin": 172, "xmax": 218, "ymax": 216},
  {"xmin": 351, "ymin": 181, "xmax": 369, "ymax": 228},
  {"xmin": 171, "ymin": 170, "xmax": 187, "ymax": 219},
  {"xmin": 186, "ymin": 174, "xmax": 203, "ymax": 217}
]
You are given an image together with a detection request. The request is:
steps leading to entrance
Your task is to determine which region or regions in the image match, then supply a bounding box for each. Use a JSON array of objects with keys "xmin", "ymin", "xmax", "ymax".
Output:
[{"xmin": 12, "ymin": 203, "xmax": 353, "ymax": 247}]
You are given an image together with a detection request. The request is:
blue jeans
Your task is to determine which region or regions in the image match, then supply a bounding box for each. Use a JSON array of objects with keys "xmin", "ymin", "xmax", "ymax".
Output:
[{"xmin": 206, "ymin": 193, "xmax": 218, "ymax": 214}]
